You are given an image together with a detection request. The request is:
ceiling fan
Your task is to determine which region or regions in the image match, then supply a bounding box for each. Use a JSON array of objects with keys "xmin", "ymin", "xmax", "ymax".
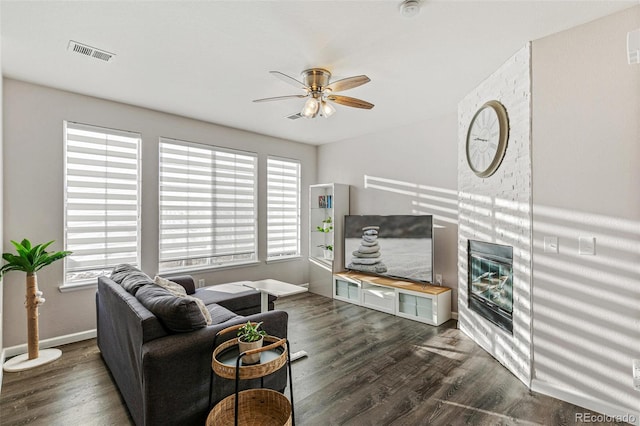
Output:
[{"xmin": 253, "ymin": 68, "xmax": 374, "ymax": 119}]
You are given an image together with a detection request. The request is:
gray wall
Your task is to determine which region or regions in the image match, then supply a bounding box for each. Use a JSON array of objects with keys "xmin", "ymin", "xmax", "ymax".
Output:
[
  {"xmin": 0, "ymin": 11, "xmax": 4, "ymax": 381},
  {"xmin": 2, "ymin": 78, "xmax": 316, "ymax": 348},
  {"xmin": 317, "ymin": 115, "xmax": 459, "ymax": 312},
  {"xmin": 531, "ymin": 6, "xmax": 640, "ymax": 416}
]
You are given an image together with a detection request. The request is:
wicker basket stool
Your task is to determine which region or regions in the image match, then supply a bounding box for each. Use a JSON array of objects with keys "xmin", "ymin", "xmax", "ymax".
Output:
[
  {"xmin": 209, "ymin": 323, "xmax": 295, "ymax": 426},
  {"xmin": 206, "ymin": 388, "xmax": 291, "ymax": 426}
]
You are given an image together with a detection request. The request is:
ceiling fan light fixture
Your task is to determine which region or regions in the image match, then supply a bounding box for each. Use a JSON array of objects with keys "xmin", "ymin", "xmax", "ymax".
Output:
[
  {"xmin": 254, "ymin": 68, "xmax": 373, "ymax": 120},
  {"xmin": 321, "ymin": 100, "xmax": 336, "ymax": 118},
  {"xmin": 301, "ymin": 97, "xmax": 320, "ymax": 118}
]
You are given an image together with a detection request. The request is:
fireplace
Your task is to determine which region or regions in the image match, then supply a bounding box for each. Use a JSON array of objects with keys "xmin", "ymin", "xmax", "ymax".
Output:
[{"xmin": 468, "ymin": 240, "xmax": 513, "ymax": 333}]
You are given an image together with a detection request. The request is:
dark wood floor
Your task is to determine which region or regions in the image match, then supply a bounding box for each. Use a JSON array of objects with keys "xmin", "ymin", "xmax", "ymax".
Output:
[{"xmin": 1, "ymin": 293, "xmax": 625, "ymax": 425}]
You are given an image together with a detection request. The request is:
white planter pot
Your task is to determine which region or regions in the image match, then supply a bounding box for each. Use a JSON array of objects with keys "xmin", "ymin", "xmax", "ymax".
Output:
[{"xmin": 238, "ymin": 336, "xmax": 263, "ymax": 364}]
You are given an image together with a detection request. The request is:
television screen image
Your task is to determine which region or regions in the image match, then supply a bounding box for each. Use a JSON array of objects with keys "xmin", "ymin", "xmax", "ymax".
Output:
[{"xmin": 344, "ymin": 215, "xmax": 433, "ymax": 283}]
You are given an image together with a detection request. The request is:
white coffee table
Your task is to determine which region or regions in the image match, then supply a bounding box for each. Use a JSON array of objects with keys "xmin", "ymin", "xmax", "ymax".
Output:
[
  {"xmin": 244, "ymin": 279, "xmax": 308, "ymax": 313},
  {"xmin": 243, "ymin": 279, "xmax": 308, "ymax": 361}
]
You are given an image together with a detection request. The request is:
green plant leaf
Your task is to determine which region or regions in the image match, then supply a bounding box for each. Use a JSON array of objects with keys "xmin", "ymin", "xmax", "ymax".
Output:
[
  {"xmin": 34, "ymin": 251, "xmax": 73, "ymax": 271},
  {"xmin": 11, "ymin": 240, "xmax": 30, "ymax": 259},
  {"xmin": 19, "ymin": 239, "xmax": 32, "ymax": 251},
  {"xmin": 33, "ymin": 241, "xmax": 54, "ymax": 262},
  {"xmin": 237, "ymin": 321, "xmax": 266, "ymax": 343}
]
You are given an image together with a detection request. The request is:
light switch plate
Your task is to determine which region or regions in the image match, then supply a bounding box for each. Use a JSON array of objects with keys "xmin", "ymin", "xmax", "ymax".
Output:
[
  {"xmin": 579, "ymin": 236, "xmax": 596, "ymax": 255},
  {"xmin": 544, "ymin": 236, "xmax": 558, "ymax": 254}
]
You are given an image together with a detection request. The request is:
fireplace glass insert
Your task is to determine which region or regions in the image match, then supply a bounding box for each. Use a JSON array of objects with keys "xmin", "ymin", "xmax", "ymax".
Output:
[{"xmin": 468, "ymin": 240, "xmax": 513, "ymax": 333}]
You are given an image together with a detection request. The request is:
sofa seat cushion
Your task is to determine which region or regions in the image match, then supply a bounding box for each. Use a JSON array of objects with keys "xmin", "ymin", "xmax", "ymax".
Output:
[
  {"xmin": 136, "ymin": 284, "xmax": 207, "ymax": 333},
  {"xmin": 194, "ymin": 283, "xmax": 275, "ymax": 313},
  {"xmin": 208, "ymin": 304, "xmax": 243, "ymax": 324},
  {"xmin": 110, "ymin": 264, "xmax": 153, "ymax": 296}
]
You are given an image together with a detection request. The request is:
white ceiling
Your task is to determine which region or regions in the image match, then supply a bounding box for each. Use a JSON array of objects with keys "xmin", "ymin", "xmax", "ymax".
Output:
[{"xmin": 1, "ymin": 1, "xmax": 636, "ymax": 145}]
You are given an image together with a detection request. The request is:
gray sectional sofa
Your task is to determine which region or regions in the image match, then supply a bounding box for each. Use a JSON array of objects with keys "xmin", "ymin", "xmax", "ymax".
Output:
[{"xmin": 96, "ymin": 265, "xmax": 288, "ymax": 425}]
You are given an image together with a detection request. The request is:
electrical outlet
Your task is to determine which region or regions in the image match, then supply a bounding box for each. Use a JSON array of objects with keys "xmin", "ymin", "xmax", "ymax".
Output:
[
  {"xmin": 579, "ymin": 236, "xmax": 596, "ymax": 255},
  {"xmin": 633, "ymin": 359, "xmax": 640, "ymax": 391},
  {"xmin": 198, "ymin": 279, "xmax": 205, "ymax": 288},
  {"xmin": 435, "ymin": 274, "xmax": 443, "ymax": 285},
  {"xmin": 544, "ymin": 236, "xmax": 558, "ymax": 254}
]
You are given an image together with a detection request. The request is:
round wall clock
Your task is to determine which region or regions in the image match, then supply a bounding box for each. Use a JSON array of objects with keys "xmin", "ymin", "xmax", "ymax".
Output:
[{"xmin": 465, "ymin": 100, "xmax": 509, "ymax": 178}]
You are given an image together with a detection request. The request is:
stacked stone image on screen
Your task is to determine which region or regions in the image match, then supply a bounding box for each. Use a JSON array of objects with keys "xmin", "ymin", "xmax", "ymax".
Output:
[{"xmin": 348, "ymin": 226, "xmax": 388, "ymax": 273}]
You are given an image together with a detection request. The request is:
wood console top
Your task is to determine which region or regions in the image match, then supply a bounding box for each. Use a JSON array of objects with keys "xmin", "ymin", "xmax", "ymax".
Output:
[{"xmin": 335, "ymin": 271, "xmax": 451, "ymax": 295}]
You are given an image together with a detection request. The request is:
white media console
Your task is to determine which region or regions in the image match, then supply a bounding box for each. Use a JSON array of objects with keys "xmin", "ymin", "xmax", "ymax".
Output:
[{"xmin": 332, "ymin": 271, "xmax": 452, "ymax": 326}]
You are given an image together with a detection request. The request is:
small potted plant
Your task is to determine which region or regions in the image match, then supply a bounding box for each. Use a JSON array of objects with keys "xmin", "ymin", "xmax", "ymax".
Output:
[
  {"xmin": 318, "ymin": 244, "xmax": 333, "ymax": 261},
  {"xmin": 316, "ymin": 217, "xmax": 333, "ymax": 233},
  {"xmin": 237, "ymin": 321, "xmax": 267, "ymax": 364}
]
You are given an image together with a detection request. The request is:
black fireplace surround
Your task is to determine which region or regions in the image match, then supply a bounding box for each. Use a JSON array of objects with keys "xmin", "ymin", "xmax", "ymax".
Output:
[{"xmin": 468, "ymin": 240, "xmax": 513, "ymax": 334}]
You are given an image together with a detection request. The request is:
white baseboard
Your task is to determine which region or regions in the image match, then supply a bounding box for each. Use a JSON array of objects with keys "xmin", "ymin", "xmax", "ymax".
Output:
[
  {"xmin": 531, "ymin": 379, "xmax": 639, "ymax": 425},
  {"xmin": 451, "ymin": 311, "xmax": 458, "ymax": 320},
  {"xmin": 4, "ymin": 329, "xmax": 97, "ymax": 358}
]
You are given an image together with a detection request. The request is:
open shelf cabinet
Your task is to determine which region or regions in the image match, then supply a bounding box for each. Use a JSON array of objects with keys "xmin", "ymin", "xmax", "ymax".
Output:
[{"xmin": 308, "ymin": 183, "xmax": 349, "ymax": 297}]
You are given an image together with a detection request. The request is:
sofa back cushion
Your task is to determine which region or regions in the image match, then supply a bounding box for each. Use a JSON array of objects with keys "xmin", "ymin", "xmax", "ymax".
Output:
[
  {"xmin": 97, "ymin": 276, "xmax": 169, "ymax": 343},
  {"xmin": 136, "ymin": 284, "xmax": 207, "ymax": 333},
  {"xmin": 110, "ymin": 264, "xmax": 153, "ymax": 296}
]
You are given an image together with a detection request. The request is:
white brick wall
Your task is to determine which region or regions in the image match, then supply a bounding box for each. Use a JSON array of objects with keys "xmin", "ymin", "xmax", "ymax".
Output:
[{"xmin": 457, "ymin": 44, "xmax": 533, "ymax": 385}]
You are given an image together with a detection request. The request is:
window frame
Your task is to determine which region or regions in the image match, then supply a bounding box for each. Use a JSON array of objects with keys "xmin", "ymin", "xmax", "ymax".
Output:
[
  {"xmin": 62, "ymin": 121, "xmax": 142, "ymax": 287},
  {"xmin": 266, "ymin": 156, "xmax": 302, "ymax": 262},
  {"xmin": 158, "ymin": 137, "xmax": 259, "ymax": 273}
]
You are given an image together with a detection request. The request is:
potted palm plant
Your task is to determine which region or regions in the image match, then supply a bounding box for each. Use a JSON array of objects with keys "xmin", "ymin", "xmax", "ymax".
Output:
[
  {"xmin": 237, "ymin": 321, "xmax": 267, "ymax": 364},
  {"xmin": 1, "ymin": 239, "xmax": 71, "ymax": 372}
]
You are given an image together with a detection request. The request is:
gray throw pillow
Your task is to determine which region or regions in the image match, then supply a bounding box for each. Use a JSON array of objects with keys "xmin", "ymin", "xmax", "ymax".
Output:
[
  {"xmin": 135, "ymin": 284, "xmax": 207, "ymax": 333},
  {"xmin": 154, "ymin": 276, "xmax": 213, "ymax": 326}
]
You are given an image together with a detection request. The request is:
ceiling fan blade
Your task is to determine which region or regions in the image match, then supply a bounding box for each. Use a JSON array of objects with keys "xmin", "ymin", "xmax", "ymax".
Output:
[
  {"xmin": 325, "ymin": 75, "xmax": 371, "ymax": 93},
  {"xmin": 326, "ymin": 95, "xmax": 374, "ymax": 110},
  {"xmin": 270, "ymin": 71, "xmax": 308, "ymax": 90},
  {"xmin": 253, "ymin": 94, "xmax": 307, "ymax": 103}
]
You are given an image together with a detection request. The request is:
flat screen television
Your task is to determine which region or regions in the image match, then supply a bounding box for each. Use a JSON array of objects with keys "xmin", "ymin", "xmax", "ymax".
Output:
[{"xmin": 344, "ymin": 215, "xmax": 434, "ymax": 284}]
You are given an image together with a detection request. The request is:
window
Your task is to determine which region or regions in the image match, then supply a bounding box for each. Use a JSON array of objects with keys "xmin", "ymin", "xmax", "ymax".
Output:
[
  {"xmin": 266, "ymin": 157, "xmax": 301, "ymax": 260},
  {"xmin": 159, "ymin": 138, "xmax": 258, "ymax": 272},
  {"xmin": 64, "ymin": 122, "xmax": 141, "ymax": 283}
]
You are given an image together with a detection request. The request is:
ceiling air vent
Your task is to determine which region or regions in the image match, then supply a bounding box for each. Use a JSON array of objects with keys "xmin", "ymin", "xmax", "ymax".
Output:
[
  {"xmin": 286, "ymin": 113, "xmax": 303, "ymax": 120},
  {"xmin": 68, "ymin": 40, "xmax": 115, "ymax": 62}
]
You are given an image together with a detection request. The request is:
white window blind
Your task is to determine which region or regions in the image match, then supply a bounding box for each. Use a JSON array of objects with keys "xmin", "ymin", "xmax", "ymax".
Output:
[
  {"xmin": 267, "ymin": 157, "xmax": 301, "ymax": 260},
  {"xmin": 64, "ymin": 122, "xmax": 141, "ymax": 283},
  {"xmin": 159, "ymin": 138, "xmax": 258, "ymax": 272}
]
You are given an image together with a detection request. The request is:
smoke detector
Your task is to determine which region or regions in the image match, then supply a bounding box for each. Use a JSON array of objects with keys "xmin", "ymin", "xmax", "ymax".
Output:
[{"xmin": 400, "ymin": 0, "xmax": 421, "ymax": 18}]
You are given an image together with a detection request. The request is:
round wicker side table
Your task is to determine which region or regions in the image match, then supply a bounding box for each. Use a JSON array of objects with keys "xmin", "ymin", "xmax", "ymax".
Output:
[{"xmin": 208, "ymin": 323, "xmax": 295, "ymax": 426}]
